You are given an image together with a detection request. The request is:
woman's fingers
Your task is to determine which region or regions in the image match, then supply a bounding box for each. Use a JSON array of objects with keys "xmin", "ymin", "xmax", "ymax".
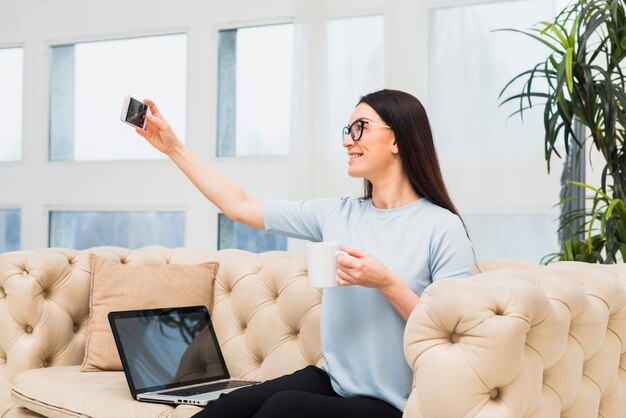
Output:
[
  {"xmin": 336, "ymin": 270, "xmax": 354, "ymax": 286},
  {"xmin": 337, "ymin": 252, "xmax": 360, "ymax": 271},
  {"xmin": 340, "ymin": 246, "xmax": 367, "ymax": 258},
  {"xmin": 146, "ymin": 113, "xmax": 170, "ymax": 131},
  {"xmin": 143, "ymin": 98, "xmax": 162, "ymax": 118}
]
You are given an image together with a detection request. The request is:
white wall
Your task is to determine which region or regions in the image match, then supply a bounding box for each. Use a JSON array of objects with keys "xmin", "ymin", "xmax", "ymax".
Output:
[{"xmin": 0, "ymin": 0, "xmax": 565, "ymax": 260}]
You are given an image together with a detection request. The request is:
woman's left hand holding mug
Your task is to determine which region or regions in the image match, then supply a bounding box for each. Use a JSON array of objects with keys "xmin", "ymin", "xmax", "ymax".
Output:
[{"xmin": 336, "ymin": 247, "xmax": 397, "ymax": 290}]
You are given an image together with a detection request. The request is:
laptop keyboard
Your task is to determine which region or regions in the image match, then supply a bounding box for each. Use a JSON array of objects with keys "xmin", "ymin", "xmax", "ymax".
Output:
[{"xmin": 166, "ymin": 380, "xmax": 252, "ymax": 397}]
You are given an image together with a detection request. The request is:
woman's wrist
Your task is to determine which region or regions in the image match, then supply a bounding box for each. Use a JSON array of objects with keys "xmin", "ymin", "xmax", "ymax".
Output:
[
  {"xmin": 379, "ymin": 274, "xmax": 419, "ymax": 321},
  {"xmin": 378, "ymin": 272, "xmax": 403, "ymax": 296},
  {"xmin": 165, "ymin": 140, "xmax": 186, "ymax": 159}
]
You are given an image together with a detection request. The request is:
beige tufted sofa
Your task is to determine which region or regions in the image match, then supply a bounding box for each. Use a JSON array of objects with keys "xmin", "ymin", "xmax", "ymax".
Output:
[{"xmin": 1, "ymin": 247, "xmax": 626, "ymax": 417}]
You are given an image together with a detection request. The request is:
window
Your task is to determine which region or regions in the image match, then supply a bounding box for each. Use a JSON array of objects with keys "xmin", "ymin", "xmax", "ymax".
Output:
[
  {"xmin": 465, "ymin": 214, "xmax": 559, "ymax": 263},
  {"xmin": 0, "ymin": 47, "xmax": 23, "ymax": 162},
  {"xmin": 217, "ymin": 24, "xmax": 294, "ymax": 157},
  {"xmin": 218, "ymin": 214, "xmax": 286, "ymax": 252},
  {"xmin": 49, "ymin": 211, "xmax": 184, "ymax": 250},
  {"xmin": 0, "ymin": 210, "xmax": 20, "ymax": 253},
  {"xmin": 49, "ymin": 34, "xmax": 186, "ymax": 161},
  {"xmin": 326, "ymin": 15, "xmax": 384, "ymax": 153},
  {"xmin": 428, "ymin": 0, "xmax": 552, "ymax": 151},
  {"xmin": 428, "ymin": 0, "xmax": 559, "ymax": 263}
]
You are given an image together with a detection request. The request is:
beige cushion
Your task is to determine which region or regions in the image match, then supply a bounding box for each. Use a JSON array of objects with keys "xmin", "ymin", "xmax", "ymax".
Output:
[
  {"xmin": 81, "ymin": 254, "xmax": 218, "ymax": 371},
  {"xmin": 11, "ymin": 366, "xmax": 201, "ymax": 418}
]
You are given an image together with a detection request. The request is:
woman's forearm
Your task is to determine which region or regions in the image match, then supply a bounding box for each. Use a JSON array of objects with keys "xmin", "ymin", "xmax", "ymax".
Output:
[
  {"xmin": 379, "ymin": 276, "xmax": 420, "ymax": 321},
  {"xmin": 167, "ymin": 144, "xmax": 264, "ymax": 230}
]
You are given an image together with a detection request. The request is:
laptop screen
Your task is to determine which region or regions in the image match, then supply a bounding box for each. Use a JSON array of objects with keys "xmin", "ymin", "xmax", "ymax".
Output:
[{"xmin": 109, "ymin": 306, "xmax": 230, "ymax": 395}]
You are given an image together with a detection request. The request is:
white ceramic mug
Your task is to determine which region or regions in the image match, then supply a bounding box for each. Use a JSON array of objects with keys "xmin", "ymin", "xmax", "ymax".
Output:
[{"xmin": 307, "ymin": 241, "xmax": 348, "ymax": 288}]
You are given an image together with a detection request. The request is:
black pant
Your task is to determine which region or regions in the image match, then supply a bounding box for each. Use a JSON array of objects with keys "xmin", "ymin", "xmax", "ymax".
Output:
[{"xmin": 191, "ymin": 366, "xmax": 402, "ymax": 418}]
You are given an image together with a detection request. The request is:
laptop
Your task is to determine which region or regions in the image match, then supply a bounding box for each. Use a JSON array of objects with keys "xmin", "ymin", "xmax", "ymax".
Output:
[{"xmin": 108, "ymin": 305, "xmax": 258, "ymax": 406}]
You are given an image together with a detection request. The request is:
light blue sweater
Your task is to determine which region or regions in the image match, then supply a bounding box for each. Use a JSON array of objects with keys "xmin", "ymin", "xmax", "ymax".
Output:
[{"xmin": 263, "ymin": 197, "xmax": 476, "ymax": 411}]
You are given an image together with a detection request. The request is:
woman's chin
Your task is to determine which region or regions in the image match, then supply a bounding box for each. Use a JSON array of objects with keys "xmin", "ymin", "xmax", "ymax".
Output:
[{"xmin": 347, "ymin": 167, "xmax": 363, "ymax": 178}]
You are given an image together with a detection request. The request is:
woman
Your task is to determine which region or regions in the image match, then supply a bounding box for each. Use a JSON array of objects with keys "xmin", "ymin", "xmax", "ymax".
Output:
[{"xmin": 135, "ymin": 89, "xmax": 475, "ymax": 418}]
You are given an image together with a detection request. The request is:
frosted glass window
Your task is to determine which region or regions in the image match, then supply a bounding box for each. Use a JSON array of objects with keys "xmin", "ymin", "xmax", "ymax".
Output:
[
  {"xmin": 218, "ymin": 214, "xmax": 286, "ymax": 252},
  {"xmin": 217, "ymin": 24, "xmax": 294, "ymax": 156},
  {"xmin": 326, "ymin": 15, "xmax": 384, "ymax": 153},
  {"xmin": 0, "ymin": 47, "xmax": 23, "ymax": 161},
  {"xmin": 49, "ymin": 211, "xmax": 184, "ymax": 250},
  {"xmin": 429, "ymin": 0, "xmax": 552, "ymax": 151},
  {"xmin": 49, "ymin": 34, "xmax": 186, "ymax": 161},
  {"xmin": 464, "ymin": 214, "xmax": 559, "ymax": 263},
  {"xmin": 0, "ymin": 210, "xmax": 20, "ymax": 253}
]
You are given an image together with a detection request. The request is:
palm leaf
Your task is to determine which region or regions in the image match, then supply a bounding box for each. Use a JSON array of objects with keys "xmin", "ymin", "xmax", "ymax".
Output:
[{"xmin": 494, "ymin": 28, "xmax": 565, "ymax": 54}]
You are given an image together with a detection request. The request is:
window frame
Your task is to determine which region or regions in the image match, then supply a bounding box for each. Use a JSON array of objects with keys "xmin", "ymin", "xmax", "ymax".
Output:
[
  {"xmin": 46, "ymin": 30, "xmax": 189, "ymax": 163},
  {"xmin": 213, "ymin": 17, "xmax": 295, "ymax": 161},
  {"xmin": 217, "ymin": 213, "xmax": 287, "ymax": 252},
  {"xmin": 46, "ymin": 205, "xmax": 188, "ymax": 249},
  {"xmin": 0, "ymin": 206, "xmax": 21, "ymax": 253},
  {"xmin": 0, "ymin": 43, "xmax": 25, "ymax": 164},
  {"xmin": 1, "ymin": 0, "xmax": 567, "ymax": 259},
  {"xmin": 418, "ymin": 0, "xmax": 562, "ymax": 263}
]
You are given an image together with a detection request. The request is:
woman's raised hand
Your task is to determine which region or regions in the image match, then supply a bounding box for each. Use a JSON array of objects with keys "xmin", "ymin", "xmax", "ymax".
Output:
[{"xmin": 135, "ymin": 99, "xmax": 182, "ymax": 155}]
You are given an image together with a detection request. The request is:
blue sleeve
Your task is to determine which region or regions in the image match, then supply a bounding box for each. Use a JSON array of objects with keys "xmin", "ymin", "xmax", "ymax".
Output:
[
  {"xmin": 429, "ymin": 216, "xmax": 476, "ymax": 281},
  {"xmin": 263, "ymin": 198, "xmax": 342, "ymax": 242}
]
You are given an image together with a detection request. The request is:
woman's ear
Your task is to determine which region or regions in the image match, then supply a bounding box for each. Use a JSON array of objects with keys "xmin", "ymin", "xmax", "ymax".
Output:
[{"xmin": 390, "ymin": 137, "xmax": 399, "ymax": 154}]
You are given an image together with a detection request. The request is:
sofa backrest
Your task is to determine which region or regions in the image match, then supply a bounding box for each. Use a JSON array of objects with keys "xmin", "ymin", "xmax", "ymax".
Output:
[
  {"xmin": 208, "ymin": 249, "xmax": 323, "ymax": 380},
  {"xmin": 404, "ymin": 260, "xmax": 626, "ymax": 417},
  {"xmin": 0, "ymin": 247, "xmax": 322, "ymax": 417}
]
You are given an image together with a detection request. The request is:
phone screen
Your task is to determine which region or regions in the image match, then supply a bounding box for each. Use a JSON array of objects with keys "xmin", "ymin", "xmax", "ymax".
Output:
[{"xmin": 125, "ymin": 98, "xmax": 148, "ymax": 128}]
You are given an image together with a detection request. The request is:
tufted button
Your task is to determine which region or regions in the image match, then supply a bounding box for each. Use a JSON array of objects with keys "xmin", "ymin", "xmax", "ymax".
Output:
[
  {"xmin": 42, "ymin": 359, "xmax": 48, "ymax": 368},
  {"xmin": 450, "ymin": 333, "xmax": 460, "ymax": 343},
  {"xmin": 73, "ymin": 324, "xmax": 79, "ymax": 333},
  {"xmin": 25, "ymin": 326, "xmax": 33, "ymax": 334},
  {"xmin": 41, "ymin": 290, "xmax": 47, "ymax": 298},
  {"xmin": 489, "ymin": 388, "xmax": 499, "ymax": 399},
  {"xmin": 22, "ymin": 270, "xmax": 29, "ymax": 277}
]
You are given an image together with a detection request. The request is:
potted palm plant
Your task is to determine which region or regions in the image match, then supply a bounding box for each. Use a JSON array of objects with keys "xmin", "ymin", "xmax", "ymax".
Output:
[{"xmin": 499, "ymin": 0, "xmax": 626, "ymax": 263}]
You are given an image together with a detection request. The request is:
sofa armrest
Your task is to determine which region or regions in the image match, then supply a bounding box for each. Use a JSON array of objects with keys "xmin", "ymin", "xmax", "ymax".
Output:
[
  {"xmin": 403, "ymin": 265, "xmax": 626, "ymax": 418},
  {"xmin": 0, "ymin": 248, "xmax": 91, "ymax": 417},
  {"xmin": 403, "ymin": 272, "xmax": 553, "ymax": 417}
]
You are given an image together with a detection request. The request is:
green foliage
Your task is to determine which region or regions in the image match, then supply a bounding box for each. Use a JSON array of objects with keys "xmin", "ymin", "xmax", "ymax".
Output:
[
  {"xmin": 499, "ymin": 0, "xmax": 626, "ymax": 263},
  {"xmin": 542, "ymin": 234, "xmax": 605, "ymax": 263}
]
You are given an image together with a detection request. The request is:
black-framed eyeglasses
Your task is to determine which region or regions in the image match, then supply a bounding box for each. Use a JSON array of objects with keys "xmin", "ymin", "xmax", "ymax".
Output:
[{"xmin": 342, "ymin": 119, "xmax": 392, "ymax": 142}]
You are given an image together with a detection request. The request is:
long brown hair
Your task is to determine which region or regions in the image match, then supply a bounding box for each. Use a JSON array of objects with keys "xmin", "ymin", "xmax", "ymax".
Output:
[{"xmin": 359, "ymin": 89, "xmax": 465, "ymax": 225}]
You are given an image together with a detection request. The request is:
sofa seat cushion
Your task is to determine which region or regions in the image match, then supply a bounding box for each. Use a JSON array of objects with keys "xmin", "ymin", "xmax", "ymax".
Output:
[{"xmin": 11, "ymin": 366, "xmax": 202, "ymax": 418}]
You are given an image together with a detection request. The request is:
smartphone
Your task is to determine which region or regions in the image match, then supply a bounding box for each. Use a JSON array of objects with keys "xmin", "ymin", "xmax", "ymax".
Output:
[{"xmin": 120, "ymin": 95, "xmax": 148, "ymax": 129}]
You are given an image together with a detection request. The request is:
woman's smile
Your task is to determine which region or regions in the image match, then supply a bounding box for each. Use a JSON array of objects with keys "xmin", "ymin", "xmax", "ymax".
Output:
[{"xmin": 349, "ymin": 152, "xmax": 363, "ymax": 162}]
